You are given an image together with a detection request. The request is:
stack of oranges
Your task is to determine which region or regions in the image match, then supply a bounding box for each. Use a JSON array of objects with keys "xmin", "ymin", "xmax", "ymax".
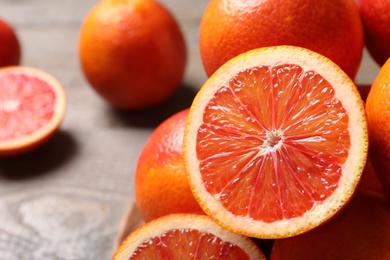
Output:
[{"xmin": 112, "ymin": 0, "xmax": 390, "ymax": 259}]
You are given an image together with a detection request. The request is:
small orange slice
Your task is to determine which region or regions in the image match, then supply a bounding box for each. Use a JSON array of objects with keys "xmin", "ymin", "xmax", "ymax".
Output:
[
  {"xmin": 0, "ymin": 66, "xmax": 66, "ymax": 157},
  {"xmin": 113, "ymin": 213, "xmax": 266, "ymax": 259},
  {"xmin": 183, "ymin": 46, "xmax": 368, "ymax": 238}
]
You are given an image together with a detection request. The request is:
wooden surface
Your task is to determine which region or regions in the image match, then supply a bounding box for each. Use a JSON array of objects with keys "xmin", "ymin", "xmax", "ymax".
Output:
[{"xmin": 0, "ymin": 0, "xmax": 381, "ymax": 259}]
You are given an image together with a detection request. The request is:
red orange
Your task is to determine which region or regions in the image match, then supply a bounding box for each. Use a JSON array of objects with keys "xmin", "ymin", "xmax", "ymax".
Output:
[
  {"xmin": 366, "ymin": 56, "xmax": 390, "ymax": 196},
  {"xmin": 135, "ymin": 109, "xmax": 204, "ymax": 222},
  {"xmin": 79, "ymin": 0, "xmax": 186, "ymax": 110},
  {"xmin": 358, "ymin": 0, "xmax": 390, "ymax": 66},
  {"xmin": 0, "ymin": 18, "xmax": 20, "ymax": 67},
  {"xmin": 200, "ymin": 0, "xmax": 364, "ymax": 79},
  {"xmin": 183, "ymin": 46, "xmax": 368, "ymax": 239}
]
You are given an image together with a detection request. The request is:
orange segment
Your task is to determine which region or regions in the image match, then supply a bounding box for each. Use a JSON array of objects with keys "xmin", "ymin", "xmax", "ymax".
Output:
[
  {"xmin": 132, "ymin": 229, "xmax": 249, "ymax": 258},
  {"xmin": 184, "ymin": 46, "xmax": 368, "ymax": 238},
  {"xmin": 0, "ymin": 66, "xmax": 66, "ymax": 156},
  {"xmin": 113, "ymin": 214, "xmax": 266, "ymax": 259},
  {"xmin": 199, "ymin": 65, "xmax": 349, "ymax": 222}
]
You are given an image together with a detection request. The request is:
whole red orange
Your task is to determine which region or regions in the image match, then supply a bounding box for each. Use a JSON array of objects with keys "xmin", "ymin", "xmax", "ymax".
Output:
[
  {"xmin": 200, "ymin": 0, "xmax": 364, "ymax": 80},
  {"xmin": 357, "ymin": 0, "xmax": 390, "ymax": 66},
  {"xmin": 135, "ymin": 109, "xmax": 204, "ymax": 222},
  {"xmin": 79, "ymin": 0, "xmax": 186, "ymax": 110},
  {"xmin": 366, "ymin": 56, "xmax": 390, "ymax": 196},
  {"xmin": 0, "ymin": 18, "xmax": 20, "ymax": 67}
]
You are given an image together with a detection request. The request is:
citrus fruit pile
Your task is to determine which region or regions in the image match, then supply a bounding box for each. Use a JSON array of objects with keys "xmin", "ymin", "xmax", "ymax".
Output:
[
  {"xmin": 0, "ymin": 17, "xmax": 67, "ymax": 157},
  {"xmin": 114, "ymin": 0, "xmax": 390, "ymax": 258},
  {"xmin": 4, "ymin": 0, "xmax": 390, "ymax": 258}
]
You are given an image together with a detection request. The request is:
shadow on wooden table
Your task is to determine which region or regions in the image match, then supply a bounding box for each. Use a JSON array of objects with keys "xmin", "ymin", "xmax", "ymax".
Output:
[
  {"xmin": 0, "ymin": 130, "xmax": 77, "ymax": 180},
  {"xmin": 106, "ymin": 83, "xmax": 199, "ymax": 128}
]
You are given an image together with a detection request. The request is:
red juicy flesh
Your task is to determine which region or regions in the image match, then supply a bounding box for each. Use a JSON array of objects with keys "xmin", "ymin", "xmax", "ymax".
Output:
[
  {"xmin": 197, "ymin": 64, "xmax": 350, "ymax": 222},
  {"xmin": 130, "ymin": 229, "xmax": 250, "ymax": 259},
  {"xmin": 0, "ymin": 73, "xmax": 56, "ymax": 141}
]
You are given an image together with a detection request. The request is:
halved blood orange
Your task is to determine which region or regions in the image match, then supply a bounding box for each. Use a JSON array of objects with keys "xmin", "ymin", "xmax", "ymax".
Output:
[
  {"xmin": 113, "ymin": 213, "xmax": 266, "ymax": 259},
  {"xmin": 183, "ymin": 46, "xmax": 368, "ymax": 239},
  {"xmin": 0, "ymin": 66, "xmax": 66, "ymax": 157}
]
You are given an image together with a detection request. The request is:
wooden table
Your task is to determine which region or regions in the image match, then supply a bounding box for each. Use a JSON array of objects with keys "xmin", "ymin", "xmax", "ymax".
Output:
[{"xmin": 0, "ymin": 0, "xmax": 381, "ymax": 259}]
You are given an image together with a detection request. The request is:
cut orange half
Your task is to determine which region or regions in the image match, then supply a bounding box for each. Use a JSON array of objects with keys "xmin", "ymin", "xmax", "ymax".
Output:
[
  {"xmin": 113, "ymin": 213, "xmax": 266, "ymax": 259},
  {"xmin": 0, "ymin": 66, "xmax": 66, "ymax": 157},
  {"xmin": 183, "ymin": 46, "xmax": 368, "ymax": 239}
]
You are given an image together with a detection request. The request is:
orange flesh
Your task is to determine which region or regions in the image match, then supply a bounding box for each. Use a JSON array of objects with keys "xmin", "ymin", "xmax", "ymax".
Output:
[
  {"xmin": 0, "ymin": 73, "xmax": 55, "ymax": 141},
  {"xmin": 130, "ymin": 229, "xmax": 249, "ymax": 259},
  {"xmin": 197, "ymin": 64, "xmax": 350, "ymax": 222}
]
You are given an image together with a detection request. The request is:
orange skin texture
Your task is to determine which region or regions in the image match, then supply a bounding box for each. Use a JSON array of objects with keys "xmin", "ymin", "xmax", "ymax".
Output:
[
  {"xmin": 79, "ymin": 0, "xmax": 186, "ymax": 110},
  {"xmin": 135, "ymin": 109, "xmax": 204, "ymax": 222},
  {"xmin": 271, "ymin": 191, "xmax": 390, "ymax": 259},
  {"xmin": 0, "ymin": 18, "xmax": 20, "ymax": 67},
  {"xmin": 358, "ymin": 0, "xmax": 390, "ymax": 66},
  {"xmin": 366, "ymin": 58, "xmax": 390, "ymax": 196},
  {"xmin": 200, "ymin": 0, "xmax": 364, "ymax": 80}
]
